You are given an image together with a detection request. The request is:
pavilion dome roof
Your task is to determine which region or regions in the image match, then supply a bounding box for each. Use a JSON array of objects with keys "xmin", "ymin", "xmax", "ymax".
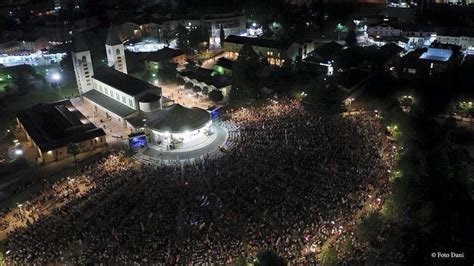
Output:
[{"xmin": 148, "ymin": 104, "xmax": 211, "ymax": 133}]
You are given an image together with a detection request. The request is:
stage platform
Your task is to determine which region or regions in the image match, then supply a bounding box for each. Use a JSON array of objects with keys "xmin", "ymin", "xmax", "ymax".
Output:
[{"xmin": 133, "ymin": 123, "xmax": 228, "ymax": 165}]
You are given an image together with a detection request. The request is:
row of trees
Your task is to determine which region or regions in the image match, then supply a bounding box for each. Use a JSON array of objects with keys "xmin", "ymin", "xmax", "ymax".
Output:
[
  {"xmin": 176, "ymin": 24, "xmax": 210, "ymax": 53},
  {"xmin": 229, "ymin": 41, "xmax": 346, "ymax": 114},
  {"xmin": 230, "ymin": 43, "xmax": 262, "ymax": 100},
  {"xmin": 179, "ymin": 79, "xmax": 224, "ymax": 103},
  {"xmin": 350, "ymin": 94, "xmax": 473, "ymax": 263}
]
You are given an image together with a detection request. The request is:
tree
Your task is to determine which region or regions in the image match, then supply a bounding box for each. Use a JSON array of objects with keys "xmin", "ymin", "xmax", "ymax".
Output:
[
  {"xmin": 255, "ymin": 250, "xmax": 286, "ymax": 266},
  {"xmin": 345, "ymin": 29, "xmax": 357, "ymax": 47},
  {"xmin": 308, "ymin": 83, "xmax": 344, "ymax": 115},
  {"xmin": 186, "ymin": 59, "xmax": 197, "ymax": 70},
  {"xmin": 232, "ymin": 256, "xmax": 247, "ymax": 266},
  {"xmin": 231, "ymin": 42, "xmax": 261, "ymax": 100},
  {"xmin": 192, "ymin": 86, "xmax": 202, "ymax": 93},
  {"xmin": 15, "ymin": 71, "xmax": 30, "ymax": 92},
  {"xmin": 60, "ymin": 53, "xmax": 74, "ymax": 71},
  {"xmin": 208, "ymin": 89, "xmax": 224, "ymax": 102},
  {"xmin": 184, "ymin": 82, "xmax": 194, "ymax": 90},
  {"xmin": 219, "ymin": 24, "xmax": 226, "ymax": 47},
  {"xmin": 188, "ymin": 25, "xmax": 210, "ymax": 51},
  {"xmin": 320, "ymin": 246, "xmax": 338, "ymax": 266},
  {"xmin": 160, "ymin": 28, "xmax": 172, "ymax": 46},
  {"xmin": 269, "ymin": 59, "xmax": 293, "ymax": 81},
  {"xmin": 356, "ymin": 212, "xmax": 382, "ymax": 243},
  {"xmin": 176, "ymin": 24, "xmax": 190, "ymax": 52},
  {"xmin": 176, "ymin": 78, "xmax": 185, "ymax": 86},
  {"xmin": 157, "ymin": 61, "xmax": 178, "ymax": 83},
  {"xmin": 334, "ymin": 23, "xmax": 348, "ymax": 41},
  {"xmin": 67, "ymin": 143, "xmax": 80, "ymax": 167},
  {"xmin": 237, "ymin": 42, "xmax": 260, "ymax": 63},
  {"xmin": 442, "ymin": 117, "xmax": 457, "ymax": 143}
]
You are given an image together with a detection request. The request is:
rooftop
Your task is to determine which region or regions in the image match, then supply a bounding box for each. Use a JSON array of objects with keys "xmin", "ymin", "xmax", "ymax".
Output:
[
  {"xmin": 93, "ymin": 67, "xmax": 159, "ymax": 96},
  {"xmin": 83, "ymin": 89, "xmax": 136, "ymax": 118},
  {"xmin": 147, "ymin": 104, "xmax": 211, "ymax": 133},
  {"xmin": 215, "ymin": 58, "xmax": 234, "ymax": 70},
  {"xmin": 308, "ymin": 41, "xmax": 343, "ymax": 62},
  {"xmin": 17, "ymin": 100, "xmax": 105, "ymax": 152},
  {"xmin": 202, "ymin": 12, "xmax": 245, "ymax": 20},
  {"xmin": 419, "ymin": 48, "xmax": 453, "ymax": 62},
  {"xmin": 224, "ymin": 35, "xmax": 291, "ymax": 50},
  {"xmin": 143, "ymin": 47, "xmax": 185, "ymax": 63}
]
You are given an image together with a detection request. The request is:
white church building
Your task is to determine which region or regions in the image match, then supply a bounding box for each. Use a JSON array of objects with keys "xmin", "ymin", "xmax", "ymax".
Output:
[{"xmin": 72, "ymin": 28, "xmax": 165, "ymax": 129}]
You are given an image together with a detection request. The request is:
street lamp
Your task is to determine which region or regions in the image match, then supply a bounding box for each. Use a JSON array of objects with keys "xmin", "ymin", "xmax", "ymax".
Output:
[
  {"xmin": 52, "ymin": 73, "xmax": 60, "ymax": 81},
  {"xmin": 347, "ymin": 97, "xmax": 355, "ymax": 110},
  {"xmin": 52, "ymin": 73, "xmax": 61, "ymax": 93}
]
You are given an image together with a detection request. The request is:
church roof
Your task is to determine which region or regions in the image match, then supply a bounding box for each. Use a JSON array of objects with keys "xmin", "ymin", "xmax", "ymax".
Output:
[
  {"xmin": 106, "ymin": 27, "xmax": 122, "ymax": 46},
  {"xmin": 72, "ymin": 31, "xmax": 89, "ymax": 53},
  {"xmin": 83, "ymin": 89, "xmax": 136, "ymax": 118},
  {"xmin": 93, "ymin": 67, "xmax": 158, "ymax": 96},
  {"xmin": 147, "ymin": 104, "xmax": 211, "ymax": 133}
]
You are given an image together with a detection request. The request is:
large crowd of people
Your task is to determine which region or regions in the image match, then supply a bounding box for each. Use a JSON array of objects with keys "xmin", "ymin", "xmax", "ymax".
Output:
[{"xmin": 1, "ymin": 100, "xmax": 395, "ymax": 264}]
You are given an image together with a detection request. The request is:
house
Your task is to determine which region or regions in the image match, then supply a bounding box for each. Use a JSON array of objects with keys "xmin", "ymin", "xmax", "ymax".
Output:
[
  {"xmin": 367, "ymin": 23, "xmax": 401, "ymax": 38},
  {"xmin": 143, "ymin": 47, "xmax": 186, "ymax": 70},
  {"xmin": 16, "ymin": 100, "xmax": 107, "ymax": 165},
  {"xmin": 72, "ymin": 30, "xmax": 164, "ymax": 130},
  {"xmin": 436, "ymin": 34, "xmax": 474, "ymax": 50},
  {"xmin": 222, "ymin": 35, "xmax": 302, "ymax": 66},
  {"xmin": 18, "ymin": 35, "xmax": 50, "ymax": 52},
  {"xmin": 398, "ymin": 45, "xmax": 459, "ymax": 78}
]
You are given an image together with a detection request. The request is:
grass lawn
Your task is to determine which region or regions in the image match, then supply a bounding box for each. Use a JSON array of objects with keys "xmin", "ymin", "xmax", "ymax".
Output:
[
  {"xmin": 1, "ymin": 63, "xmax": 78, "ymax": 113},
  {"xmin": 1, "ymin": 83, "xmax": 77, "ymax": 112}
]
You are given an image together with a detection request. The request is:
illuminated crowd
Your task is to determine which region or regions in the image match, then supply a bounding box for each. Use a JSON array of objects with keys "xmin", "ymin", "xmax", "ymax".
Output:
[{"xmin": 2, "ymin": 100, "xmax": 395, "ymax": 264}]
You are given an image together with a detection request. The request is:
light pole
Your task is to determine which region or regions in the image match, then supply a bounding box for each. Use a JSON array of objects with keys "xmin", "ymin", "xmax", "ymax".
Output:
[{"xmin": 52, "ymin": 73, "xmax": 61, "ymax": 94}]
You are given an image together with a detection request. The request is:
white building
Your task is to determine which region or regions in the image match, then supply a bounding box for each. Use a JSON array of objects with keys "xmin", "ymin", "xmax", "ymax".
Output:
[
  {"xmin": 435, "ymin": 0, "xmax": 474, "ymax": 4},
  {"xmin": 202, "ymin": 12, "xmax": 247, "ymax": 46},
  {"xmin": 367, "ymin": 23, "xmax": 401, "ymax": 38},
  {"xmin": 72, "ymin": 28, "xmax": 163, "ymax": 129},
  {"xmin": 71, "ymin": 32, "xmax": 94, "ymax": 95},
  {"xmin": 436, "ymin": 35, "xmax": 474, "ymax": 49},
  {"xmin": 105, "ymin": 27, "xmax": 128, "ymax": 74}
]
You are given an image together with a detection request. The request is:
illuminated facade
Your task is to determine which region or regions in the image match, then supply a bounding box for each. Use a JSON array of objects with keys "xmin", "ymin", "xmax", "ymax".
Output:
[
  {"xmin": 223, "ymin": 35, "xmax": 304, "ymax": 66},
  {"xmin": 105, "ymin": 27, "xmax": 128, "ymax": 74},
  {"xmin": 16, "ymin": 100, "xmax": 106, "ymax": 165},
  {"xmin": 72, "ymin": 28, "xmax": 163, "ymax": 129}
]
